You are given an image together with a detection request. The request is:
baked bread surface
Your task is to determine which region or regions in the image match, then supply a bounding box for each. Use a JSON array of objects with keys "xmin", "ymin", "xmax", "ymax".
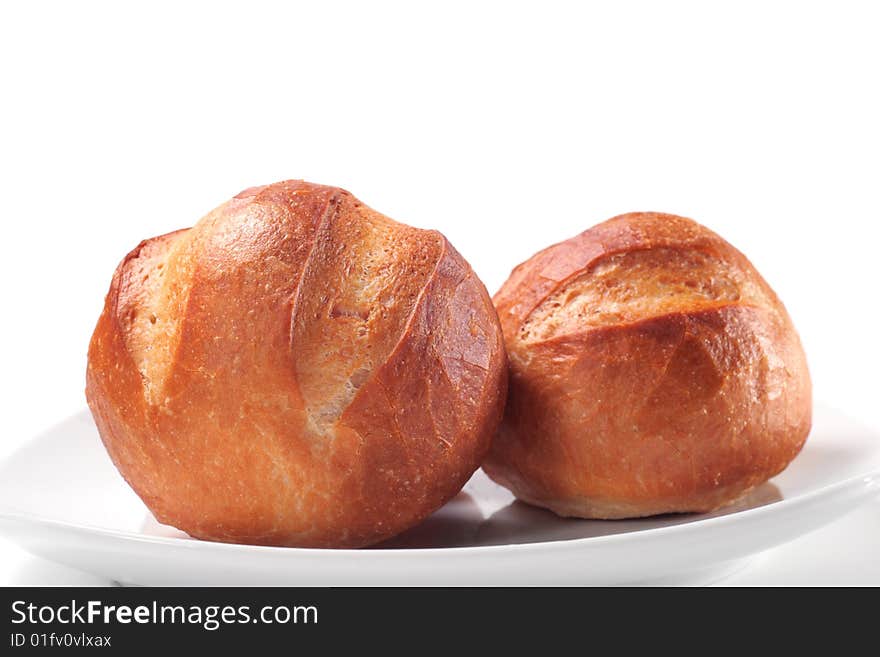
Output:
[
  {"xmin": 484, "ymin": 212, "xmax": 811, "ymax": 518},
  {"xmin": 87, "ymin": 180, "xmax": 507, "ymax": 547}
]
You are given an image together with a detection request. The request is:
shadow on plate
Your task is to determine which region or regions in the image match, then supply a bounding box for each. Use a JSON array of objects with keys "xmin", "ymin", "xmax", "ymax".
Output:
[
  {"xmin": 473, "ymin": 482, "xmax": 782, "ymax": 546},
  {"xmin": 136, "ymin": 483, "xmax": 781, "ymax": 550},
  {"xmin": 372, "ymin": 492, "xmax": 484, "ymax": 549}
]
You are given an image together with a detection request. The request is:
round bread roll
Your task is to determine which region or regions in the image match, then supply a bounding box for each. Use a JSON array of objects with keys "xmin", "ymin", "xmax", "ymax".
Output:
[
  {"xmin": 86, "ymin": 180, "xmax": 507, "ymax": 548},
  {"xmin": 484, "ymin": 212, "xmax": 811, "ymax": 519}
]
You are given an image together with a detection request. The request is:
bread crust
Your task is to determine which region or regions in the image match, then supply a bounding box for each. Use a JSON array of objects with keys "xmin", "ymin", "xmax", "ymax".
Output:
[
  {"xmin": 86, "ymin": 180, "xmax": 507, "ymax": 547},
  {"xmin": 484, "ymin": 212, "xmax": 811, "ymax": 518}
]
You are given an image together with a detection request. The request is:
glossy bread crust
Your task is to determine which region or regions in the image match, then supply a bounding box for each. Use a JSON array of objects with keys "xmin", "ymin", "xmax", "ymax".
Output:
[
  {"xmin": 484, "ymin": 212, "xmax": 811, "ymax": 518},
  {"xmin": 87, "ymin": 180, "xmax": 507, "ymax": 547}
]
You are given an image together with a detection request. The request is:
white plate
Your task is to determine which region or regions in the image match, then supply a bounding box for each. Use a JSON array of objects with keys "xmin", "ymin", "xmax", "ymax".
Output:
[{"xmin": 1, "ymin": 404, "xmax": 878, "ymax": 586}]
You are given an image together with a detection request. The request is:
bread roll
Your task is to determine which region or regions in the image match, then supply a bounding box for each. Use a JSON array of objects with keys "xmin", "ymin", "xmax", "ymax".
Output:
[
  {"xmin": 484, "ymin": 212, "xmax": 811, "ymax": 519},
  {"xmin": 86, "ymin": 180, "xmax": 507, "ymax": 547}
]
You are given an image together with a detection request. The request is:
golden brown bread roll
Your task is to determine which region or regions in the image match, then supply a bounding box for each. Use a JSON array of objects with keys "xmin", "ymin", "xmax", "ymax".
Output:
[
  {"xmin": 86, "ymin": 180, "xmax": 507, "ymax": 548},
  {"xmin": 484, "ymin": 212, "xmax": 811, "ymax": 519}
]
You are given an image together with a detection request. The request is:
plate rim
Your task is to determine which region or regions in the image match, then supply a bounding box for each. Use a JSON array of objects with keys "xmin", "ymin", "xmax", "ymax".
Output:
[
  {"xmin": 2, "ymin": 411, "xmax": 879, "ymax": 558},
  {"xmin": 2, "ymin": 469, "xmax": 879, "ymax": 558}
]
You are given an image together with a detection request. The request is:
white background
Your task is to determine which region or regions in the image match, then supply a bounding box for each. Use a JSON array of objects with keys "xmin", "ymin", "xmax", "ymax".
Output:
[{"xmin": 1, "ymin": 1, "xmax": 878, "ymax": 584}]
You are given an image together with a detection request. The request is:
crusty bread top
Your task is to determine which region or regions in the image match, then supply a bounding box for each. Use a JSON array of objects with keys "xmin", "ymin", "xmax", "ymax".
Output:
[
  {"xmin": 113, "ymin": 182, "xmax": 444, "ymax": 425},
  {"xmin": 496, "ymin": 212, "xmax": 784, "ymax": 348}
]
